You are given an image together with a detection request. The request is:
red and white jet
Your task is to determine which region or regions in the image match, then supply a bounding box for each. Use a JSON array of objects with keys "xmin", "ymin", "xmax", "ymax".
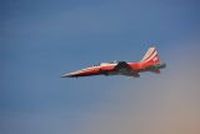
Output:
[{"xmin": 62, "ymin": 47, "xmax": 166, "ymax": 78}]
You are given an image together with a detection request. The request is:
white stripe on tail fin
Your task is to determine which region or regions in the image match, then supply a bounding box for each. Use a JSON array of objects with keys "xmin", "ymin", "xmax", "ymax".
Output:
[{"xmin": 141, "ymin": 47, "xmax": 160, "ymax": 64}]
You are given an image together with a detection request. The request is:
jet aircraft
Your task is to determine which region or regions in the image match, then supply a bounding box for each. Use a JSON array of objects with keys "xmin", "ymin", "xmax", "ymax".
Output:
[{"xmin": 62, "ymin": 47, "xmax": 166, "ymax": 78}]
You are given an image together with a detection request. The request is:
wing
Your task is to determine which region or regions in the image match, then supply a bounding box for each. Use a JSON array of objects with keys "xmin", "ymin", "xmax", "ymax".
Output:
[
  {"xmin": 114, "ymin": 61, "xmax": 140, "ymax": 77},
  {"xmin": 114, "ymin": 61, "xmax": 131, "ymax": 70}
]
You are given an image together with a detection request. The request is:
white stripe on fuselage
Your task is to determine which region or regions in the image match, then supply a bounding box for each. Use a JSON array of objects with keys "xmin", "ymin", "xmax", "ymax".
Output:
[{"xmin": 71, "ymin": 63, "xmax": 117, "ymax": 74}]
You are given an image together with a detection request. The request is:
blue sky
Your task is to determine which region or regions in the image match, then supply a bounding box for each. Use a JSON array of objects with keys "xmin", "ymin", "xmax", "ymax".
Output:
[{"xmin": 1, "ymin": 0, "xmax": 200, "ymax": 134}]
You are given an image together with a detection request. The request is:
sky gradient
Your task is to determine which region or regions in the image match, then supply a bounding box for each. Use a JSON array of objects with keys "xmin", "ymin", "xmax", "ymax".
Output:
[{"xmin": 1, "ymin": 0, "xmax": 200, "ymax": 134}]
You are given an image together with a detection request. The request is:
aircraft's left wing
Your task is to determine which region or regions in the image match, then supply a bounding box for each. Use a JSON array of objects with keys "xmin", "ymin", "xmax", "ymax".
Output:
[
  {"xmin": 114, "ymin": 61, "xmax": 131, "ymax": 71},
  {"xmin": 114, "ymin": 61, "xmax": 140, "ymax": 77}
]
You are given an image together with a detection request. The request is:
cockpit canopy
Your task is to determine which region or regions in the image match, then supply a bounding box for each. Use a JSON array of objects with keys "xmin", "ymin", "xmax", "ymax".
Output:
[
  {"xmin": 100, "ymin": 60, "xmax": 117, "ymax": 65},
  {"xmin": 93, "ymin": 60, "xmax": 124, "ymax": 66}
]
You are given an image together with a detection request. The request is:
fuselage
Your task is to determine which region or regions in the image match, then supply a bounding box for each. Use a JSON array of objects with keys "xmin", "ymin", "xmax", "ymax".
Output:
[
  {"xmin": 62, "ymin": 47, "xmax": 166, "ymax": 78},
  {"xmin": 62, "ymin": 61, "xmax": 166, "ymax": 78}
]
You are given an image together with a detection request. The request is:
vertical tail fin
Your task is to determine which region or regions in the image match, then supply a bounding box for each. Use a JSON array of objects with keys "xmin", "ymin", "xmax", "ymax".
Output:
[{"xmin": 141, "ymin": 47, "xmax": 160, "ymax": 64}]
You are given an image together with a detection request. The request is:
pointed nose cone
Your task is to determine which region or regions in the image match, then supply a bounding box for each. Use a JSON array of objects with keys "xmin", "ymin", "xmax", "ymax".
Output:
[{"xmin": 61, "ymin": 73, "xmax": 74, "ymax": 78}]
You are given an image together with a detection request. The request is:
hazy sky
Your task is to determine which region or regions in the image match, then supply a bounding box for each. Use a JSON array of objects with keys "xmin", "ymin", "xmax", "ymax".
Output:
[{"xmin": 1, "ymin": 0, "xmax": 200, "ymax": 134}]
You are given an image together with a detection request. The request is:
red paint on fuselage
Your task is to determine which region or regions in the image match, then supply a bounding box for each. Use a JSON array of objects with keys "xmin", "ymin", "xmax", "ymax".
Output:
[
  {"xmin": 65, "ymin": 61, "xmax": 152, "ymax": 77},
  {"xmin": 62, "ymin": 47, "xmax": 166, "ymax": 78}
]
